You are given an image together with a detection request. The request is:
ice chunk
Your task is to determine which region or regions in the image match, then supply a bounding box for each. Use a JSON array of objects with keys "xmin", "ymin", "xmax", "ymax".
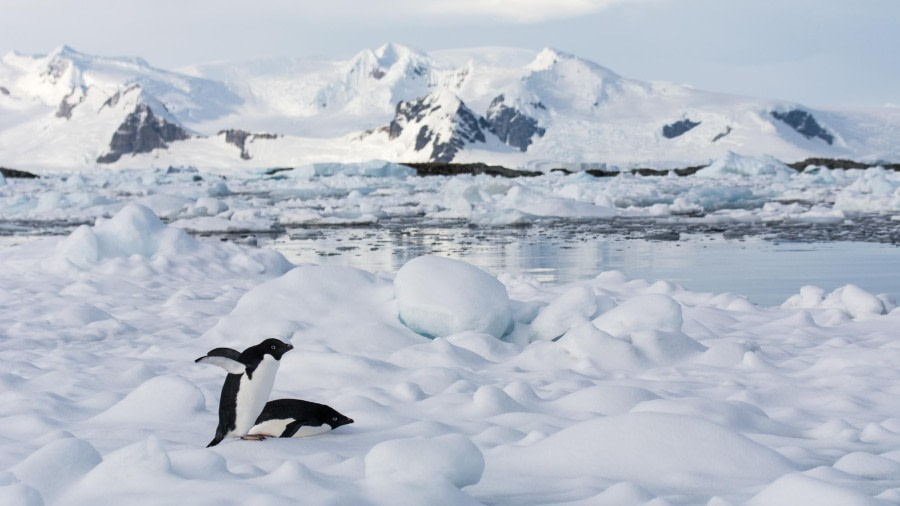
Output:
[
  {"xmin": 696, "ymin": 152, "xmax": 795, "ymax": 179},
  {"xmin": 395, "ymin": 256, "xmax": 512, "ymax": 339}
]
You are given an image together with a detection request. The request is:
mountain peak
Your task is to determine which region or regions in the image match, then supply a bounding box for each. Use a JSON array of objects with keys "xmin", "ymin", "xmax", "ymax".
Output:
[
  {"xmin": 528, "ymin": 47, "xmax": 572, "ymax": 71},
  {"xmin": 49, "ymin": 44, "xmax": 79, "ymax": 58},
  {"xmin": 374, "ymin": 43, "xmax": 420, "ymax": 66},
  {"xmin": 527, "ymin": 46, "xmax": 620, "ymax": 79}
]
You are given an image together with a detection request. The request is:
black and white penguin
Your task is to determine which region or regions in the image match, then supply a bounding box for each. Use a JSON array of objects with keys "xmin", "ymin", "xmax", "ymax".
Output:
[
  {"xmin": 195, "ymin": 338, "xmax": 294, "ymax": 447},
  {"xmin": 247, "ymin": 399, "xmax": 354, "ymax": 438}
]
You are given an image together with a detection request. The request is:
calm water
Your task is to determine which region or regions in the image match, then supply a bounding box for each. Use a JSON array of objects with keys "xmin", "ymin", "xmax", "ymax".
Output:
[
  {"xmin": 261, "ymin": 224, "xmax": 900, "ymax": 307},
  {"xmin": 3, "ymin": 224, "xmax": 898, "ymax": 307}
]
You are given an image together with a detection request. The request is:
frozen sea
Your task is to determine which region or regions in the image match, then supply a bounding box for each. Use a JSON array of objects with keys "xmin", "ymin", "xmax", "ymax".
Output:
[{"xmin": 1, "ymin": 154, "xmax": 900, "ymax": 505}]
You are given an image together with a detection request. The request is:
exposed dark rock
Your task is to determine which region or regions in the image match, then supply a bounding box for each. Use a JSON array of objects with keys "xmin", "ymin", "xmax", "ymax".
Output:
[
  {"xmin": 44, "ymin": 56, "xmax": 69, "ymax": 81},
  {"xmin": 0, "ymin": 167, "xmax": 40, "ymax": 178},
  {"xmin": 787, "ymin": 157, "xmax": 900, "ymax": 172},
  {"xmin": 401, "ymin": 162, "xmax": 541, "ymax": 178},
  {"xmin": 264, "ymin": 167, "xmax": 295, "ymax": 176},
  {"xmin": 0, "ymin": 86, "xmax": 9, "ymax": 96},
  {"xmin": 576, "ymin": 165, "xmax": 707, "ymax": 178},
  {"xmin": 370, "ymin": 69, "xmax": 386, "ymax": 80},
  {"xmin": 484, "ymin": 95, "xmax": 546, "ymax": 152},
  {"xmin": 662, "ymin": 119, "xmax": 700, "ymax": 139},
  {"xmin": 55, "ymin": 89, "xmax": 85, "ymax": 119},
  {"xmin": 644, "ymin": 231, "xmax": 681, "ymax": 241},
  {"xmin": 771, "ymin": 109, "xmax": 834, "ymax": 145},
  {"xmin": 388, "ymin": 93, "xmax": 487, "ymax": 162},
  {"xmin": 712, "ymin": 126, "xmax": 732, "ymax": 142},
  {"xmin": 219, "ymin": 129, "xmax": 279, "ymax": 160},
  {"xmin": 97, "ymin": 103, "xmax": 191, "ymax": 163}
]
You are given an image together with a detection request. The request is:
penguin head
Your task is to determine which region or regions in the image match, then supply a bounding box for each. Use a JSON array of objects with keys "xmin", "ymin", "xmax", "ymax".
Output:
[
  {"xmin": 254, "ymin": 338, "xmax": 294, "ymax": 360},
  {"xmin": 325, "ymin": 408, "xmax": 354, "ymax": 430}
]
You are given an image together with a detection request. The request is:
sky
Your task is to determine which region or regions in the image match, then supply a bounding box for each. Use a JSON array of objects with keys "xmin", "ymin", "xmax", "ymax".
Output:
[{"xmin": 1, "ymin": 0, "xmax": 898, "ymax": 108}]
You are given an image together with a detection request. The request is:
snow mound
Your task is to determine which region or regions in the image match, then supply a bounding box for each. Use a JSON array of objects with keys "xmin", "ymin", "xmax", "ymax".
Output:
[
  {"xmin": 55, "ymin": 203, "xmax": 194, "ymax": 266},
  {"xmin": 696, "ymin": 152, "xmax": 795, "ymax": 179},
  {"xmin": 529, "ymin": 285, "xmax": 598, "ymax": 341},
  {"xmin": 556, "ymin": 322, "xmax": 647, "ymax": 370},
  {"xmin": 365, "ymin": 434, "xmax": 484, "ymax": 487},
  {"xmin": 832, "ymin": 452, "xmax": 900, "ymax": 479},
  {"xmin": 11, "ymin": 438, "xmax": 102, "ymax": 503},
  {"xmin": 782, "ymin": 284, "xmax": 886, "ymax": 319},
  {"xmin": 551, "ymin": 384, "xmax": 660, "ymax": 416},
  {"xmin": 51, "ymin": 203, "xmax": 291, "ymax": 275},
  {"xmin": 395, "ymin": 256, "xmax": 512, "ymax": 339},
  {"xmin": 747, "ymin": 473, "xmax": 879, "ymax": 506},
  {"xmin": 92, "ymin": 375, "xmax": 206, "ymax": 424},
  {"xmin": 492, "ymin": 412, "xmax": 794, "ymax": 488},
  {"xmin": 71, "ymin": 436, "xmax": 175, "ymax": 498},
  {"xmin": 207, "ymin": 264, "xmax": 419, "ymax": 354},
  {"xmin": 590, "ymin": 294, "xmax": 706, "ymax": 363}
]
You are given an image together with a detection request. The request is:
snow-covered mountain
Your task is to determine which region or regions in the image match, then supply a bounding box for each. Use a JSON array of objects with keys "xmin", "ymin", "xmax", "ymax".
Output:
[{"xmin": 1, "ymin": 43, "xmax": 898, "ymax": 172}]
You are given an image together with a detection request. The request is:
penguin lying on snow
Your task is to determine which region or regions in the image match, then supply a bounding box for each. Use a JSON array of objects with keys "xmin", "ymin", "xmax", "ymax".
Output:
[
  {"xmin": 195, "ymin": 338, "xmax": 293, "ymax": 447},
  {"xmin": 248, "ymin": 399, "xmax": 354, "ymax": 438}
]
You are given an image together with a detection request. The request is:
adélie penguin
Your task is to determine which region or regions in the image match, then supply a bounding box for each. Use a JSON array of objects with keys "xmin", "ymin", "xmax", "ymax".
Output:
[
  {"xmin": 248, "ymin": 399, "xmax": 354, "ymax": 438},
  {"xmin": 195, "ymin": 338, "xmax": 293, "ymax": 447}
]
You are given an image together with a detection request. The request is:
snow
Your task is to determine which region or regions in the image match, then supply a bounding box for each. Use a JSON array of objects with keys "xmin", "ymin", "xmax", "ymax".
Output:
[
  {"xmin": 365, "ymin": 434, "xmax": 484, "ymax": 487},
  {"xmin": 2, "ymin": 152, "xmax": 897, "ymax": 235},
  {"xmin": 395, "ymin": 255, "xmax": 512, "ymax": 339},
  {"xmin": 695, "ymin": 151, "xmax": 795, "ymax": 179},
  {"xmin": 0, "ymin": 199, "xmax": 899, "ymax": 504}
]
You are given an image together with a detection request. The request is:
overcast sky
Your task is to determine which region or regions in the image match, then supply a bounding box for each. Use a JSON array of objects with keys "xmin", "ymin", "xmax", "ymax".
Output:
[{"xmin": 2, "ymin": 0, "xmax": 897, "ymax": 108}]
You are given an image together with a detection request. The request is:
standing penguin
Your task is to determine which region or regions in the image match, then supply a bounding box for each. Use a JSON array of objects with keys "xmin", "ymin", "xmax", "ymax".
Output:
[
  {"xmin": 195, "ymin": 338, "xmax": 293, "ymax": 447},
  {"xmin": 248, "ymin": 399, "xmax": 354, "ymax": 438}
]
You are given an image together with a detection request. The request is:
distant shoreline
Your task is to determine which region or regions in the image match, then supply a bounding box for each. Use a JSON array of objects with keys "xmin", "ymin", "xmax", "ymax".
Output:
[{"xmin": 4, "ymin": 157, "xmax": 899, "ymax": 180}]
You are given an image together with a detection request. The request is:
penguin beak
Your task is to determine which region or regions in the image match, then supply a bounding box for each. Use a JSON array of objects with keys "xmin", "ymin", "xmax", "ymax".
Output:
[{"xmin": 286, "ymin": 343, "xmax": 294, "ymax": 351}]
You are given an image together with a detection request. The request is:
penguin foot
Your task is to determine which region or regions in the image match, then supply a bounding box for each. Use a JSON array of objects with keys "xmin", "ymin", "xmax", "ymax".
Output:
[{"xmin": 240, "ymin": 434, "xmax": 268, "ymax": 441}]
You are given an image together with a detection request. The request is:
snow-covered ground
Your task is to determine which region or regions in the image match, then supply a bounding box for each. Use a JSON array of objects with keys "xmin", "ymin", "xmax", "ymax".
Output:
[
  {"xmin": 1, "ymin": 201, "xmax": 899, "ymax": 505},
  {"xmin": 0, "ymin": 155, "xmax": 899, "ymax": 504}
]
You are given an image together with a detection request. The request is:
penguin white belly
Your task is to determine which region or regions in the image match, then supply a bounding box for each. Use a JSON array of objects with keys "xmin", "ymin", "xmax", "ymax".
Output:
[
  {"xmin": 232, "ymin": 355, "xmax": 280, "ymax": 436},
  {"xmin": 248, "ymin": 418, "xmax": 294, "ymax": 437},
  {"xmin": 290, "ymin": 424, "xmax": 332, "ymax": 438}
]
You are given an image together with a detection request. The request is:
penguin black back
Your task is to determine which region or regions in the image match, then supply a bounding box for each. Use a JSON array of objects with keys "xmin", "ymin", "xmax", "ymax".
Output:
[{"xmin": 252, "ymin": 399, "xmax": 354, "ymax": 438}]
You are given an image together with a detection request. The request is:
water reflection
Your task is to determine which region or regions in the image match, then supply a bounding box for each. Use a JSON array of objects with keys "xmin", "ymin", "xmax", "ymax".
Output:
[{"xmin": 261, "ymin": 226, "xmax": 900, "ymax": 306}]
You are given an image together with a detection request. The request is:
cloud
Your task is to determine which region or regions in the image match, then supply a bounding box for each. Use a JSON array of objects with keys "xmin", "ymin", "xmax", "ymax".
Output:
[{"xmin": 417, "ymin": 0, "xmax": 641, "ymax": 23}]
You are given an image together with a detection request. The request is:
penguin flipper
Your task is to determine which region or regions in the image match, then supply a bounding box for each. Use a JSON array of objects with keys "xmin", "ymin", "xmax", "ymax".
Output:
[
  {"xmin": 281, "ymin": 420, "xmax": 305, "ymax": 438},
  {"xmin": 195, "ymin": 355, "xmax": 246, "ymax": 375},
  {"xmin": 204, "ymin": 347, "xmax": 242, "ymax": 360}
]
